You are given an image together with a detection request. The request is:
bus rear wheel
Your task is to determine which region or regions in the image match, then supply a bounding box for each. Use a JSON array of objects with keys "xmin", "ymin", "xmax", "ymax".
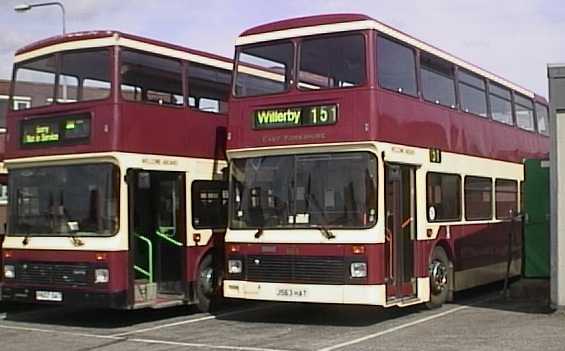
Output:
[
  {"xmin": 196, "ymin": 254, "xmax": 216, "ymax": 313},
  {"xmin": 426, "ymin": 246, "xmax": 449, "ymax": 309}
]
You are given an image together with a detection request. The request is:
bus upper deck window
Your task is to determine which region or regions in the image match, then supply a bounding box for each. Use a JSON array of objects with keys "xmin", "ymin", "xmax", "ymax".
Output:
[
  {"xmin": 299, "ymin": 33, "xmax": 365, "ymax": 90},
  {"xmin": 376, "ymin": 36, "xmax": 417, "ymax": 96},
  {"xmin": 234, "ymin": 41, "xmax": 293, "ymax": 97},
  {"xmin": 13, "ymin": 55, "xmax": 56, "ymax": 109},
  {"xmin": 120, "ymin": 49, "xmax": 183, "ymax": 106},
  {"xmin": 59, "ymin": 49, "xmax": 111, "ymax": 103}
]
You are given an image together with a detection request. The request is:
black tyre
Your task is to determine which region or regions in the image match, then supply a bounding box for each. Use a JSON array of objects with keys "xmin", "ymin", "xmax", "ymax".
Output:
[
  {"xmin": 196, "ymin": 254, "xmax": 217, "ymax": 313},
  {"xmin": 426, "ymin": 246, "xmax": 450, "ymax": 309}
]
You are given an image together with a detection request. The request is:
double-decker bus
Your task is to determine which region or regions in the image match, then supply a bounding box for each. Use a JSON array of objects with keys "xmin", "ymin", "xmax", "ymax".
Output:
[
  {"xmin": 224, "ymin": 14, "xmax": 550, "ymax": 308},
  {"xmin": 1, "ymin": 31, "xmax": 232, "ymax": 311}
]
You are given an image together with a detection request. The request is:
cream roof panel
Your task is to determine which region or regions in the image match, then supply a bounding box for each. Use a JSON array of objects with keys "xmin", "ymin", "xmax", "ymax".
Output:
[{"xmin": 14, "ymin": 35, "xmax": 232, "ymax": 71}]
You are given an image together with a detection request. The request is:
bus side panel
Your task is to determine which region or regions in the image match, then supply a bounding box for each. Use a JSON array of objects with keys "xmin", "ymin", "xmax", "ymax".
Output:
[
  {"xmin": 451, "ymin": 222, "xmax": 521, "ymax": 291},
  {"xmin": 415, "ymin": 221, "xmax": 522, "ymax": 290}
]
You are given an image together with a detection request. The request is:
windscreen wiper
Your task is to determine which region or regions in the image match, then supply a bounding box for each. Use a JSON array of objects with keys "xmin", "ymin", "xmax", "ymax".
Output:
[
  {"xmin": 305, "ymin": 188, "xmax": 335, "ymax": 240},
  {"xmin": 69, "ymin": 234, "xmax": 84, "ymax": 247},
  {"xmin": 66, "ymin": 220, "xmax": 84, "ymax": 247},
  {"xmin": 317, "ymin": 225, "xmax": 335, "ymax": 240},
  {"xmin": 254, "ymin": 227, "xmax": 264, "ymax": 239}
]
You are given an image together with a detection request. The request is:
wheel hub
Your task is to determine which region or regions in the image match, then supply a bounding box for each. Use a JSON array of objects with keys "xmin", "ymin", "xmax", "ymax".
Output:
[
  {"xmin": 429, "ymin": 259, "xmax": 448, "ymax": 295},
  {"xmin": 199, "ymin": 267, "xmax": 214, "ymax": 296}
]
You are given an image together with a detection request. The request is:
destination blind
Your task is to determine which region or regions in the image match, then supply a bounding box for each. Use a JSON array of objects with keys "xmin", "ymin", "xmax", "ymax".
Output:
[
  {"xmin": 21, "ymin": 114, "xmax": 91, "ymax": 146},
  {"xmin": 254, "ymin": 104, "xmax": 338, "ymax": 129}
]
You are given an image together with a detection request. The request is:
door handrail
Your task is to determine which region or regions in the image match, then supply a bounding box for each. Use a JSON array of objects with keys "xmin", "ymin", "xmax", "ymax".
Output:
[
  {"xmin": 155, "ymin": 229, "xmax": 182, "ymax": 247},
  {"xmin": 134, "ymin": 233, "xmax": 153, "ymax": 283}
]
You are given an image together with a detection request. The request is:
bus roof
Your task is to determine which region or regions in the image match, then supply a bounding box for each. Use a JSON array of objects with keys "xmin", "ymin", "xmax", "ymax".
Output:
[
  {"xmin": 14, "ymin": 30, "xmax": 233, "ymax": 70},
  {"xmin": 237, "ymin": 14, "xmax": 543, "ymax": 101},
  {"xmin": 240, "ymin": 13, "xmax": 372, "ymax": 36}
]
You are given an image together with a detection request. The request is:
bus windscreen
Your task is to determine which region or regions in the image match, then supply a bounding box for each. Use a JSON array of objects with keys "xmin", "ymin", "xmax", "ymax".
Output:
[
  {"xmin": 9, "ymin": 163, "xmax": 119, "ymax": 236},
  {"xmin": 230, "ymin": 152, "xmax": 377, "ymax": 229}
]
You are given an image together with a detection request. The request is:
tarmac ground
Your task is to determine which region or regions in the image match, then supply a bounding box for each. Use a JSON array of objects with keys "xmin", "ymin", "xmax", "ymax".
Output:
[{"xmin": 0, "ymin": 280, "xmax": 561, "ymax": 351}]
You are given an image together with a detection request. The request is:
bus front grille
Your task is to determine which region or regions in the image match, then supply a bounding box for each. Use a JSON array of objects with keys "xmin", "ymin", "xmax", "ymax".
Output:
[
  {"xmin": 15, "ymin": 263, "xmax": 91, "ymax": 287},
  {"xmin": 245, "ymin": 255, "xmax": 347, "ymax": 284}
]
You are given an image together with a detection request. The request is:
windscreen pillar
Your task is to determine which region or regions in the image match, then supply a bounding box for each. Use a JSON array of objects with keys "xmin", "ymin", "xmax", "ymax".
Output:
[{"xmin": 548, "ymin": 64, "xmax": 565, "ymax": 309}]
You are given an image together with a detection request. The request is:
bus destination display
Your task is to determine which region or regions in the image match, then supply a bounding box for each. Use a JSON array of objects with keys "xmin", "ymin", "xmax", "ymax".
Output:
[
  {"xmin": 254, "ymin": 104, "xmax": 338, "ymax": 129},
  {"xmin": 21, "ymin": 114, "xmax": 91, "ymax": 146}
]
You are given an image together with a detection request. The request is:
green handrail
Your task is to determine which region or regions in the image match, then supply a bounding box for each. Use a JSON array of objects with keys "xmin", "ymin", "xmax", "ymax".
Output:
[
  {"xmin": 134, "ymin": 233, "xmax": 153, "ymax": 283},
  {"xmin": 155, "ymin": 229, "xmax": 182, "ymax": 247}
]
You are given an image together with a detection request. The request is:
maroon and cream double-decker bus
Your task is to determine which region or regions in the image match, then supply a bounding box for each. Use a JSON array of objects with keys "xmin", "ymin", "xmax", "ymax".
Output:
[
  {"xmin": 223, "ymin": 14, "xmax": 550, "ymax": 308},
  {"xmin": 2, "ymin": 31, "xmax": 231, "ymax": 311}
]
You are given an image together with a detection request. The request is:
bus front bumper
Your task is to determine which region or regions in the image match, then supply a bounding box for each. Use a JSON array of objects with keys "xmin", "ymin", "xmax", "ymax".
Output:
[
  {"xmin": 223, "ymin": 280, "xmax": 387, "ymax": 305},
  {"xmin": 1, "ymin": 285, "xmax": 128, "ymax": 309}
]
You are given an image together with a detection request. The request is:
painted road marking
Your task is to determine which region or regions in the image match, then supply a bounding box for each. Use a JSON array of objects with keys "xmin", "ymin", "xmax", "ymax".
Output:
[
  {"xmin": 109, "ymin": 314, "xmax": 216, "ymax": 337},
  {"xmin": 0, "ymin": 323, "xmax": 120, "ymax": 340},
  {"xmin": 110, "ymin": 303, "xmax": 279, "ymax": 337},
  {"xmin": 129, "ymin": 337, "xmax": 290, "ymax": 351},
  {"xmin": 317, "ymin": 298, "xmax": 493, "ymax": 351},
  {"xmin": 0, "ymin": 296, "xmax": 496, "ymax": 351},
  {"xmin": 0, "ymin": 323, "xmax": 292, "ymax": 351}
]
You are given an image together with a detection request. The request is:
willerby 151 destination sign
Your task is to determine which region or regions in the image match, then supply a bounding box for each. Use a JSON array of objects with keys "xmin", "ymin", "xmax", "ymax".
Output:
[{"xmin": 253, "ymin": 104, "xmax": 338, "ymax": 129}]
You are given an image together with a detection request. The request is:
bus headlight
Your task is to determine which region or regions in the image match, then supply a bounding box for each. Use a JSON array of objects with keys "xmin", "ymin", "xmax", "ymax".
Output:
[
  {"xmin": 94, "ymin": 268, "xmax": 110, "ymax": 284},
  {"xmin": 350, "ymin": 262, "xmax": 367, "ymax": 278},
  {"xmin": 228, "ymin": 259, "xmax": 242, "ymax": 274},
  {"xmin": 4, "ymin": 265, "xmax": 15, "ymax": 279}
]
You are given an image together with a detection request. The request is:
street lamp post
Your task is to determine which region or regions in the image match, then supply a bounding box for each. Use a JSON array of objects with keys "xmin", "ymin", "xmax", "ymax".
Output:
[{"xmin": 14, "ymin": 2, "xmax": 66, "ymax": 35}]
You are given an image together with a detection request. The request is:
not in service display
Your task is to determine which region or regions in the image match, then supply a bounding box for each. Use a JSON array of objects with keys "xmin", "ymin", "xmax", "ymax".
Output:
[
  {"xmin": 254, "ymin": 104, "xmax": 338, "ymax": 129},
  {"xmin": 21, "ymin": 114, "xmax": 91, "ymax": 146}
]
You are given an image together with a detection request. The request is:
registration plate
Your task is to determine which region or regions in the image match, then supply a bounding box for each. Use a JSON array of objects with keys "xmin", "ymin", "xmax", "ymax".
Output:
[
  {"xmin": 276, "ymin": 288, "xmax": 308, "ymax": 298},
  {"xmin": 36, "ymin": 290, "xmax": 63, "ymax": 302}
]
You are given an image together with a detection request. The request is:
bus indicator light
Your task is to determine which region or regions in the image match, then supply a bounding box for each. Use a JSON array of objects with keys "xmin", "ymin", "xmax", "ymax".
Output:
[
  {"xmin": 95, "ymin": 253, "xmax": 107, "ymax": 261},
  {"xmin": 352, "ymin": 245, "xmax": 365, "ymax": 254},
  {"xmin": 228, "ymin": 245, "xmax": 240, "ymax": 253}
]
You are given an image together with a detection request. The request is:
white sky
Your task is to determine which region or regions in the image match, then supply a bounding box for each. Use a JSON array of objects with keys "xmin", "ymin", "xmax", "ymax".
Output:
[{"xmin": 1, "ymin": 0, "xmax": 563, "ymax": 97}]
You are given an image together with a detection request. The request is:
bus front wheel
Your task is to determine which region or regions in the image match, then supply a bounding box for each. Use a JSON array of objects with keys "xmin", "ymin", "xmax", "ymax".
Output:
[
  {"xmin": 426, "ymin": 246, "xmax": 449, "ymax": 309},
  {"xmin": 196, "ymin": 254, "xmax": 216, "ymax": 312}
]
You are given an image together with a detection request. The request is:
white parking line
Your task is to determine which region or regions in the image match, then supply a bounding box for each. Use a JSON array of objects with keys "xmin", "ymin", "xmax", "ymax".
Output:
[
  {"xmin": 109, "ymin": 314, "xmax": 216, "ymax": 337},
  {"xmin": 129, "ymin": 337, "xmax": 291, "ymax": 351},
  {"xmin": 317, "ymin": 304, "xmax": 473, "ymax": 351},
  {"xmin": 0, "ymin": 322, "xmax": 292, "ymax": 351},
  {"xmin": 0, "ymin": 323, "xmax": 120, "ymax": 340},
  {"xmin": 110, "ymin": 304, "xmax": 279, "ymax": 337}
]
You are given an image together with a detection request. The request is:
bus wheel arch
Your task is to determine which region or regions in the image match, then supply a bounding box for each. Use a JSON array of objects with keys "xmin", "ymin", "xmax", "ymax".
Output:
[{"xmin": 426, "ymin": 244, "xmax": 453, "ymax": 308}]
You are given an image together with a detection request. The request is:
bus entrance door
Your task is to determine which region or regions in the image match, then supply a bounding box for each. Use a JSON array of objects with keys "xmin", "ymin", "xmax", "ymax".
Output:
[
  {"xmin": 385, "ymin": 164, "xmax": 416, "ymax": 302},
  {"xmin": 129, "ymin": 170, "xmax": 186, "ymax": 308}
]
